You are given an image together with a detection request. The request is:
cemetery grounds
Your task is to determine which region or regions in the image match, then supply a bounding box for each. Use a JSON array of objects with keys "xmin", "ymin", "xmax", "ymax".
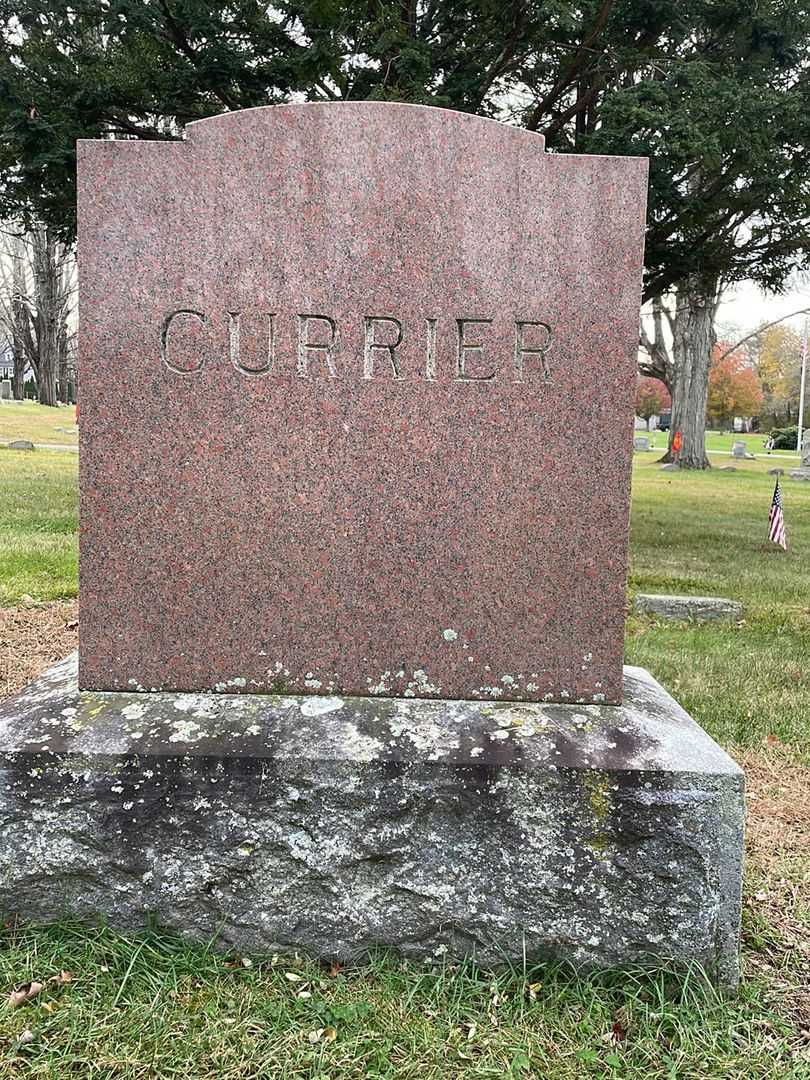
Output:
[{"xmin": 0, "ymin": 411, "xmax": 807, "ymax": 1079}]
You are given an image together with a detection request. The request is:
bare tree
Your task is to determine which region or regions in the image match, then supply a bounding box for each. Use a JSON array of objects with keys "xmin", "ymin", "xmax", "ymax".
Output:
[{"xmin": 0, "ymin": 224, "xmax": 76, "ymax": 404}]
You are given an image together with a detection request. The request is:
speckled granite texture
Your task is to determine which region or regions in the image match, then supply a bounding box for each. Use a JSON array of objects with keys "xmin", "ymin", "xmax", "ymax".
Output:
[
  {"xmin": 77, "ymin": 103, "xmax": 648, "ymax": 703},
  {"xmin": 0, "ymin": 655, "xmax": 743, "ymax": 989}
]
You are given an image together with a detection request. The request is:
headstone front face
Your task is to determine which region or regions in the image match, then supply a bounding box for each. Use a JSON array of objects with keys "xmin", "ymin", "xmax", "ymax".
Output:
[
  {"xmin": 634, "ymin": 436, "xmax": 650, "ymax": 451},
  {"xmin": 802, "ymin": 431, "xmax": 810, "ymax": 467},
  {"xmin": 0, "ymin": 379, "xmax": 11, "ymax": 400},
  {"xmin": 732, "ymin": 440, "xmax": 747, "ymax": 458},
  {"xmin": 77, "ymin": 103, "xmax": 647, "ymax": 704}
]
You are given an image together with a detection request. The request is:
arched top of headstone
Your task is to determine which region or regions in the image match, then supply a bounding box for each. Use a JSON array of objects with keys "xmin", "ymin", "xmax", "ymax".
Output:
[{"xmin": 184, "ymin": 100, "xmax": 547, "ymax": 152}]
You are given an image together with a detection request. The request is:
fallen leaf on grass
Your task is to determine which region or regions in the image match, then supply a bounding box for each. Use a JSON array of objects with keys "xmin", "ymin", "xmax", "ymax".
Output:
[
  {"xmin": 8, "ymin": 971, "xmax": 73, "ymax": 1009},
  {"xmin": 8, "ymin": 982, "xmax": 44, "ymax": 1008},
  {"xmin": 610, "ymin": 1018, "xmax": 629, "ymax": 1043},
  {"xmin": 307, "ymin": 1026, "xmax": 337, "ymax": 1044},
  {"xmin": 329, "ymin": 960, "xmax": 341, "ymax": 977},
  {"xmin": 17, "ymin": 1029, "xmax": 35, "ymax": 1045}
]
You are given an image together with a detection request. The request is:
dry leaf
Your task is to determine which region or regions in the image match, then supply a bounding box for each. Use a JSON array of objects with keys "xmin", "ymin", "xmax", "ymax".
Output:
[
  {"xmin": 329, "ymin": 960, "xmax": 341, "ymax": 977},
  {"xmin": 241, "ymin": 958, "xmax": 253, "ymax": 969},
  {"xmin": 296, "ymin": 989, "xmax": 312, "ymax": 1000},
  {"xmin": 308, "ymin": 1028, "xmax": 324, "ymax": 1044},
  {"xmin": 65, "ymin": 620, "xmax": 78, "ymax": 630},
  {"xmin": 285, "ymin": 972, "xmax": 303, "ymax": 983},
  {"xmin": 610, "ymin": 1013, "xmax": 630, "ymax": 1043},
  {"xmin": 9, "ymin": 981, "xmax": 44, "ymax": 1008},
  {"xmin": 47, "ymin": 971, "xmax": 73, "ymax": 987},
  {"xmin": 18, "ymin": 1028, "xmax": 34, "ymax": 1045},
  {"xmin": 466, "ymin": 1023, "xmax": 477, "ymax": 1041},
  {"xmin": 526, "ymin": 982, "xmax": 541, "ymax": 1001},
  {"xmin": 323, "ymin": 1026, "xmax": 337, "ymax": 1043}
]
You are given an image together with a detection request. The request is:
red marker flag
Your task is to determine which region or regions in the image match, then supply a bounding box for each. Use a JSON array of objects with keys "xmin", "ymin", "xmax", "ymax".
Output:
[{"xmin": 768, "ymin": 480, "xmax": 787, "ymax": 550}]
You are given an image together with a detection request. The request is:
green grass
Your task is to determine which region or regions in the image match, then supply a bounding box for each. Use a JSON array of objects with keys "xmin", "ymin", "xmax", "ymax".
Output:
[
  {"xmin": 0, "ymin": 923, "xmax": 804, "ymax": 1080},
  {"xmin": 0, "ymin": 449, "xmax": 78, "ymax": 605},
  {"xmin": 0, "ymin": 401, "xmax": 78, "ymax": 447},
  {"xmin": 627, "ymin": 456, "xmax": 810, "ymax": 751},
  {"xmin": 638, "ymin": 428, "xmax": 800, "ymax": 458},
  {"xmin": 1, "ymin": 437, "xmax": 809, "ymax": 1078}
]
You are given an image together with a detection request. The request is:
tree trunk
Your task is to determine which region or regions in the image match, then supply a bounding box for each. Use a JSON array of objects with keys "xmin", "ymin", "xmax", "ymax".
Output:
[
  {"xmin": 10, "ymin": 240, "xmax": 28, "ymax": 399},
  {"xmin": 659, "ymin": 274, "xmax": 716, "ymax": 469},
  {"xmin": 11, "ymin": 350, "xmax": 24, "ymax": 399},
  {"xmin": 31, "ymin": 227, "xmax": 60, "ymax": 407}
]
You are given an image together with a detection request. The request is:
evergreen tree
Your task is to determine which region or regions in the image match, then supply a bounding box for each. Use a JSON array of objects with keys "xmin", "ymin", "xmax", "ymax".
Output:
[{"xmin": 2, "ymin": 1, "xmax": 810, "ymax": 459}]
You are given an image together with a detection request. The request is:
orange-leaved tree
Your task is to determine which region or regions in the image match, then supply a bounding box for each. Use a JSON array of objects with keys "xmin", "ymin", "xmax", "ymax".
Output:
[
  {"xmin": 635, "ymin": 377, "xmax": 671, "ymax": 429},
  {"xmin": 706, "ymin": 344, "xmax": 763, "ymax": 430}
]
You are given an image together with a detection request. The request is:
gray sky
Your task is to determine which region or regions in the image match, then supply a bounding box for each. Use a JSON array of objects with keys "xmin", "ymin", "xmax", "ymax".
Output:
[{"xmin": 718, "ymin": 281, "xmax": 810, "ymax": 337}]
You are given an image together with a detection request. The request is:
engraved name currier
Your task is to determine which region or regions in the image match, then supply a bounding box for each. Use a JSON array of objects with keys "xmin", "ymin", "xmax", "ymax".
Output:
[{"xmin": 160, "ymin": 310, "xmax": 553, "ymax": 382}]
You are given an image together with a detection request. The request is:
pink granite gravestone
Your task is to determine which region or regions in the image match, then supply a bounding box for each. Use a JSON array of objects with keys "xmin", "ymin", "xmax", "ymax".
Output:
[{"xmin": 77, "ymin": 103, "xmax": 647, "ymax": 704}]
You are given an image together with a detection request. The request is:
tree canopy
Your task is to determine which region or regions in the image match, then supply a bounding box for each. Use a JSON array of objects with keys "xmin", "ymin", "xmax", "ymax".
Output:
[{"xmin": 2, "ymin": 1, "xmax": 810, "ymax": 319}]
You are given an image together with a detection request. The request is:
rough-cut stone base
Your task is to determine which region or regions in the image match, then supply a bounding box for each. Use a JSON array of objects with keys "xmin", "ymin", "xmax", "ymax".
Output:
[{"xmin": 0, "ymin": 656, "xmax": 744, "ymax": 990}]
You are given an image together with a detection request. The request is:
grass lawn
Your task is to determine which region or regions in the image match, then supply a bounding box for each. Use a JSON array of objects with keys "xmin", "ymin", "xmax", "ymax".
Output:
[
  {"xmin": 638, "ymin": 428, "xmax": 801, "ymax": 460},
  {"xmin": 0, "ymin": 438, "xmax": 808, "ymax": 1077},
  {"xmin": 0, "ymin": 401, "xmax": 78, "ymax": 447},
  {"xmin": 628, "ymin": 455, "xmax": 810, "ymax": 751},
  {"xmin": 0, "ymin": 449, "xmax": 78, "ymax": 605}
]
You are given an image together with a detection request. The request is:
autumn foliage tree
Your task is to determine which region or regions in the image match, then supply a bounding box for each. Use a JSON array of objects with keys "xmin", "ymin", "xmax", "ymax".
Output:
[
  {"xmin": 635, "ymin": 377, "xmax": 671, "ymax": 428},
  {"xmin": 706, "ymin": 344, "xmax": 763, "ymax": 429},
  {"xmin": 753, "ymin": 323, "xmax": 803, "ymax": 427}
]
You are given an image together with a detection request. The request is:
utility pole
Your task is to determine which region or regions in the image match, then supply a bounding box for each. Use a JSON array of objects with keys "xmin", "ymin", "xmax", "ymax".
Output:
[{"xmin": 798, "ymin": 318, "xmax": 808, "ymax": 455}]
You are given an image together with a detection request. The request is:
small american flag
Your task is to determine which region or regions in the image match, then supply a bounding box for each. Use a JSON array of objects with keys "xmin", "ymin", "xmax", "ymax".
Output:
[{"xmin": 768, "ymin": 480, "xmax": 787, "ymax": 549}]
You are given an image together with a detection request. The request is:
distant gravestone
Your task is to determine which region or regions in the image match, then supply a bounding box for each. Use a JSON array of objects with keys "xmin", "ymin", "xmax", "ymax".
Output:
[
  {"xmin": 787, "ymin": 431, "xmax": 810, "ymax": 479},
  {"xmin": 7, "ymin": 440, "xmax": 34, "ymax": 451},
  {"xmin": 732, "ymin": 440, "xmax": 755, "ymax": 461},
  {"xmin": 634, "ymin": 435, "xmax": 650, "ymax": 451},
  {"xmin": 0, "ymin": 380, "xmax": 11, "ymax": 400},
  {"xmin": 635, "ymin": 594, "xmax": 743, "ymax": 622}
]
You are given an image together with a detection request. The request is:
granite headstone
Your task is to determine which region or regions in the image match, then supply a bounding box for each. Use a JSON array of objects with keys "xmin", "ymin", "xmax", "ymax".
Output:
[
  {"xmin": 0, "ymin": 104, "xmax": 743, "ymax": 990},
  {"xmin": 78, "ymin": 103, "xmax": 648, "ymax": 705}
]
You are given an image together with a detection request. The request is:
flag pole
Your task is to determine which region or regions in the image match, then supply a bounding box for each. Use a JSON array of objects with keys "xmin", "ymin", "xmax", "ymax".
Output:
[{"xmin": 798, "ymin": 317, "xmax": 808, "ymax": 455}]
